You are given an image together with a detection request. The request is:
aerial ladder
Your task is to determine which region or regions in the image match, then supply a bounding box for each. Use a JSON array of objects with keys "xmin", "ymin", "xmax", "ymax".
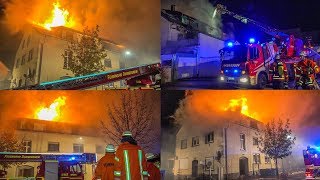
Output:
[
  {"xmin": 0, "ymin": 152, "xmax": 97, "ymax": 180},
  {"xmin": 13, "ymin": 63, "xmax": 160, "ymax": 90}
]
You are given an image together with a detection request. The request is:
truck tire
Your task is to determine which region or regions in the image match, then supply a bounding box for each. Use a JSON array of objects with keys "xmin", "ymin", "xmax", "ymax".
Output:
[{"xmin": 257, "ymin": 73, "xmax": 267, "ymax": 89}]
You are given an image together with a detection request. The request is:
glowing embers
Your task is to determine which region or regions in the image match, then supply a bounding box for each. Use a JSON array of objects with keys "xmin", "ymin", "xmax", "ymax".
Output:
[
  {"xmin": 33, "ymin": 1, "xmax": 75, "ymax": 30},
  {"xmin": 224, "ymin": 97, "xmax": 257, "ymax": 119},
  {"xmin": 34, "ymin": 96, "xmax": 66, "ymax": 121}
]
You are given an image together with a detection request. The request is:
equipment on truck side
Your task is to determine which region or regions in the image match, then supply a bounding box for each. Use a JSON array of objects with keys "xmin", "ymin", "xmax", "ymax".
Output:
[
  {"xmin": 303, "ymin": 146, "xmax": 320, "ymax": 179},
  {"xmin": 0, "ymin": 152, "xmax": 96, "ymax": 180}
]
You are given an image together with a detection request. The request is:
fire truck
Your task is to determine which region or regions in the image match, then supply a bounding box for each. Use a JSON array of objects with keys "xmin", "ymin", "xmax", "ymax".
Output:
[
  {"xmin": 215, "ymin": 4, "xmax": 306, "ymax": 88},
  {"xmin": 0, "ymin": 152, "xmax": 96, "ymax": 180},
  {"xmin": 13, "ymin": 63, "xmax": 160, "ymax": 90},
  {"xmin": 303, "ymin": 146, "xmax": 320, "ymax": 179}
]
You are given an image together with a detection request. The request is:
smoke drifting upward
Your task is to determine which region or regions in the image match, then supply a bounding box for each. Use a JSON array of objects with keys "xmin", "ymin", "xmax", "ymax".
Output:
[
  {"xmin": 0, "ymin": 91, "xmax": 160, "ymax": 129},
  {"xmin": 162, "ymin": 0, "xmax": 223, "ymax": 38},
  {"xmin": 173, "ymin": 90, "xmax": 320, "ymax": 147},
  {"xmin": 2, "ymin": 0, "xmax": 160, "ymax": 65}
]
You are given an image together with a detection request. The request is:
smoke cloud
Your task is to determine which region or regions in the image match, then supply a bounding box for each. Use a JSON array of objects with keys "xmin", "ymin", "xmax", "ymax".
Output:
[
  {"xmin": 162, "ymin": 0, "xmax": 223, "ymax": 38},
  {"xmin": 173, "ymin": 90, "xmax": 320, "ymax": 148},
  {"xmin": 1, "ymin": 0, "xmax": 160, "ymax": 65}
]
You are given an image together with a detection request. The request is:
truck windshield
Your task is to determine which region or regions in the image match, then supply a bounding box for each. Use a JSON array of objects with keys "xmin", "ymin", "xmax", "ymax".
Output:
[{"xmin": 220, "ymin": 45, "xmax": 247, "ymax": 62}]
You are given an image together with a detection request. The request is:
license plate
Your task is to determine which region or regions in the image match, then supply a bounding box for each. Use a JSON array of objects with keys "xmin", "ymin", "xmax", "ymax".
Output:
[{"xmin": 227, "ymin": 77, "xmax": 235, "ymax": 80}]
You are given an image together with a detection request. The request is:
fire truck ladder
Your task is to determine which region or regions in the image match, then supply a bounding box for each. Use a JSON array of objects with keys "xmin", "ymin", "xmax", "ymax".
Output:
[
  {"xmin": 15, "ymin": 63, "xmax": 160, "ymax": 90},
  {"xmin": 215, "ymin": 4, "xmax": 289, "ymax": 39}
]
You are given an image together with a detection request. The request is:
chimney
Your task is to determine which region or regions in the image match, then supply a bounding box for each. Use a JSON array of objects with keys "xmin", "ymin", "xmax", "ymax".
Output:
[{"xmin": 171, "ymin": 5, "xmax": 176, "ymax": 11}]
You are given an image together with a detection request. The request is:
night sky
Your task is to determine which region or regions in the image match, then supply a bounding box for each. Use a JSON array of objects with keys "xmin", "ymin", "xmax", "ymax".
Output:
[
  {"xmin": 161, "ymin": 90, "xmax": 185, "ymax": 128},
  {"xmin": 210, "ymin": 0, "xmax": 320, "ymax": 42}
]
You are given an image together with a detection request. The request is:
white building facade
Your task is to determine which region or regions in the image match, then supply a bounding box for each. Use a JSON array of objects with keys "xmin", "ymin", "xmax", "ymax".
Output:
[{"xmin": 10, "ymin": 25, "xmax": 124, "ymax": 89}]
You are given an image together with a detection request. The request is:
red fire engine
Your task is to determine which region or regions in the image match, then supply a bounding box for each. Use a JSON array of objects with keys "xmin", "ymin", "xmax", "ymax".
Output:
[
  {"xmin": 0, "ymin": 152, "xmax": 96, "ymax": 180},
  {"xmin": 303, "ymin": 146, "xmax": 320, "ymax": 179},
  {"xmin": 215, "ymin": 4, "xmax": 307, "ymax": 89}
]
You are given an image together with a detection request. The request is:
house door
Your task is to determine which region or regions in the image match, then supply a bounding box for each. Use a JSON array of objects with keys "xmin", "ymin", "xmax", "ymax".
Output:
[
  {"xmin": 239, "ymin": 157, "xmax": 249, "ymax": 176},
  {"xmin": 192, "ymin": 160, "xmax": 198, "ymax": 177}
]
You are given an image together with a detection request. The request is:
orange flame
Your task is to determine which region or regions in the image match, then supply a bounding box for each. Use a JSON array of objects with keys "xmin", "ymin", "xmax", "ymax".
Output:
[
  {"xmin": 33, "ymin": 1, "xmax": 75, "ymax": 30},
  {"xmin": 34, "ymin": 96, "xmax": 66, "ymax": 121},
  {"xmin": 224, "ymin": 97, "xmax": 257, "ymax": 119}
]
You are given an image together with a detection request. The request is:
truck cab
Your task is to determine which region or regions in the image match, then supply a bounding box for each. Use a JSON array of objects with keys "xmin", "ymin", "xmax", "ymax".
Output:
[{"xmin": 220, "ymin": 41, "xmax": 277, "ymax": 89}]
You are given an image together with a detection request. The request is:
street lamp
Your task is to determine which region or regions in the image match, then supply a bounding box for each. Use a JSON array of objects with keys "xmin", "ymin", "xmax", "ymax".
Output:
[{"xmin": 125, "ymin": 50, "xmax": 131, "ymax": 56}]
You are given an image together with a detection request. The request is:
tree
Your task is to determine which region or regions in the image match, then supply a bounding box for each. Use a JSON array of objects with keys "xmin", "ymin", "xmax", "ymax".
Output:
[
  {"xmin": 257, "ymin": 119, "xmax": 296, "ymax": 177},
  {"xmin": 0, "ymin": 129, "xmax": 24, "ymax": 170},
  {"xmin": 63, "ymin": 25, "xmax": 107, "ymax": 76},
  {"xmin": 100, "ymin": 91, "xmax": 160, "ymax": 151}
]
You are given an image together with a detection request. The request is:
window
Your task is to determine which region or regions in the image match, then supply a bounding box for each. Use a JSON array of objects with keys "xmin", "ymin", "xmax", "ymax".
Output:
[
  {"xmin": 253, "ymin": 154, "xmax": 261, "ymax": 164},
  {"xmin": 73, "ymin": 144, "xmax": 84, "ymax": 153},
  {"xmin": 205, "ymin": 132, "xmax": 214, "ymax": 144},
  {"xmin": 249, "ymin": 47, "xmax": 259, "ymax": 60},
  {"xmin": 265, "ymin": 155, "xmax": 271, "ymax": 163},
  {"xmin": 253, "ymin": 137, "xmax": 259, "ymax": 146},
  {"xmin": 262, "ymin": 45, "xmax": 270, "ymax": 60},
  {"xmin": 23, "ymin": 141, "xmax": 32, "ymax": 153},
  {"xmin": 250, "ymin": 120, "xmax": 258, "ymax": 129},
  {"xmin": 21, "ymin": 54, "xmax": 26, "ymax": 65},
  {"xmin": 18, "ymin": 79, "xmax": 22, "ymax": 87},
  {"xmin": 63, "ymin": 50, "xmax": 72, "ymax": 69},
  {"xmin": 28, "ymin": 49, "xmax": 33, "ymax": 61},
  {"xmin": 104, "ymin": 58, "xmax": 112, "ymax": 68},
  {"xmin": 96, "ymin": 145, "xmax": 104, "ymax": 154},
  {"xmin": 192, "ymin": 137, "xmax": 199, "ymax": 147},
  {"xmin": 240, "ymin": 134, "xmax": 246, "ymax": 150},
  {"xmin": 16, "ymin": 59, "xmax": 20, "ymax": 68},
  {"xmin": 181, "ymin": 139, "xmax": 187, "ymax": 149},
  {"xmin": 48, "ymin": 142, "xmax": 59, "ymax": 152}
]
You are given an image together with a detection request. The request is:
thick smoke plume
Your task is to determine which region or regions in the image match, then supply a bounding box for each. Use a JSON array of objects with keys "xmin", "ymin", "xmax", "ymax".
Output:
[
  {"xmin": 173, "ymin": 90, "xmax": 320, "ymax": 149},
  {"xmin": 162, "ymin": 0, "xmax": 223, "ymax": 38},
  {"xmin": 2, "ymin": 0, "xmax": 160, "ymax": 65}
]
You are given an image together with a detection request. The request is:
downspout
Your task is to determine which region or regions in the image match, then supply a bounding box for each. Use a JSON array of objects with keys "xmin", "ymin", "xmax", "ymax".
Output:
[{"xmin": 224, "ymin": 127, "xmax": 228, "ymax": 180}]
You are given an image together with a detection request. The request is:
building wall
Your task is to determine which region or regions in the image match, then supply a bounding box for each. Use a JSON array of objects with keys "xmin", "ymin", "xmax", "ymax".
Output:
[
  {"xmin": 174, "ymin": 118, "xmax": 279, "ymax": 179},
  {"xmin": 5, "ymin": 130, "xmax": 108, "ymax": 179},
  {"xmin": 11, "ymin": 26, "xmax": 122, "ymax": 89}
]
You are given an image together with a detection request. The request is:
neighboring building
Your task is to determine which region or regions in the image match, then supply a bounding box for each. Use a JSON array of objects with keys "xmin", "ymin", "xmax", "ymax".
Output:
[
  {"xmin": 173, "ymin": 113, "xmax": 280, "ymax": 179},
  {"xmin": 161, "ymin": 10, "xmax": 225, "ymax": 83},
  {"xmin": 0, "ymin": 60, "xmax": 10, "ymax": 89},
  {"xmin": 5, "ymin": 118, "xmax": 108, "ymax": 179},
  {"xmin": 10, "ymin": 25, "xmax": 125, "ymax": 89}
]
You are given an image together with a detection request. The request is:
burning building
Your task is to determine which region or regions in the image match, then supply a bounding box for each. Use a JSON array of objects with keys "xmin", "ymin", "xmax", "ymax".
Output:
[
  {"xmin": 161, "ymin": 4, "xmax": 225, "ymax": 83},
  {"xmin": 4, "ymin": 118, "xmax": 108, "ymax": 179},
  {"xmin": 0, "ymin": 60, "xmax": 11, "ymax": 89},
  {"xmin": 171, "ymin": 113, "xmax": 279, "ymax": 179},
  {"xmin": 10, "ymin": 24, "xmax": 125, "ymax": 89}
]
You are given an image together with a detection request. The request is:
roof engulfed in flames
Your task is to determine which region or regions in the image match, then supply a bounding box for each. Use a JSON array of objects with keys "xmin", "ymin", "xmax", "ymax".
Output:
[
  {"xmin": 34, "ymin": 96, "xmax": 66, "ymax": 121},
  {"xmin": 33, "ymin": 1, "xmax": 75, "ymax": 30},
  {"xmin": 224, "ymin": 97, "xmax": 257, "ymax": 119}
]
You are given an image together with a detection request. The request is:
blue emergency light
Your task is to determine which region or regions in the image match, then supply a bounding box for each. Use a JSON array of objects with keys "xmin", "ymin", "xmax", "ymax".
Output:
[
  {"xmin": 249, "ymin": 38, "xmax": 255, "ymax": 43},
  {"xmin": 234, "ymin": 69, "xmax": 239, "ymax": 73},
  {"xmin": 227, "ymin": 42, "xmax": 234, "ymax": 47},
  {"xmin": 225, "ymin": 70, "xmax": 229, "ymax": 73}
]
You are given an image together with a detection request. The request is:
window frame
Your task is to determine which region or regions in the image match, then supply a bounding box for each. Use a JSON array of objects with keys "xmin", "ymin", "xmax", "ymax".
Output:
[
  {"xmin": 181, "ymin": 139, "xmax": 187, "ymax": 149},
  {"xmin": 48, "ymin": 142, "xmax": 60, "ymax": 152}
]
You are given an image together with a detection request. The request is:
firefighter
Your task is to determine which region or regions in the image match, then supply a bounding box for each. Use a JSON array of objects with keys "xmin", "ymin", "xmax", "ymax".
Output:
[
  {"xmin": 295, "ymin": 50, "xmax": 320, "ymax": 89},
  {"xmin": 114, "ymin": 131, "xmax": 149, "ymax": 180},
  {"xmin": 94, "ymin": 144, "xmax": 116, "ymax": 180},
  {"xmin": 145, "ymin": 153, "xmax": 160, "ymax": 180},
  {"xmin": 269, "ymin": 54, "xmax": 289, "ymax": 89}
]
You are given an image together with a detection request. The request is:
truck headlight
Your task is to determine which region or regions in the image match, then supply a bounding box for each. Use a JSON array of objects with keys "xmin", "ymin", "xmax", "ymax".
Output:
[
  {"xmin": 240, "ymin": 77, "xmax": 248, "ymax": 83},
  {"xmin": 220, "ymin": 76, "xmax": 225, "ymax": 81}
]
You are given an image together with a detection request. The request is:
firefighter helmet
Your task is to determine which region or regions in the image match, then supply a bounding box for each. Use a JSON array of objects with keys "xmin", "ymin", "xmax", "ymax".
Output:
[
  {"xmin": 146, "ymin": 153, "xmax": 155, "ymax": 160},
  {"xmin": 122, "ymin": 131, "xmax": 133, "ymax": 137},
  {"xmin": 300, "ymin": 50, "xmax": 308, "ymax": 57},
  {"xmin": 105, "ymin": 144, "xmax": 115, "ymax": 153}
]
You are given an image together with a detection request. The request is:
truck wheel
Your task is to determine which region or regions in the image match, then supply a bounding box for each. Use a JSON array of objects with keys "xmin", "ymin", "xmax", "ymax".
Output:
[{"xmin": 257, "ymin": 73, "xmax": 267, "ymax": 89}]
